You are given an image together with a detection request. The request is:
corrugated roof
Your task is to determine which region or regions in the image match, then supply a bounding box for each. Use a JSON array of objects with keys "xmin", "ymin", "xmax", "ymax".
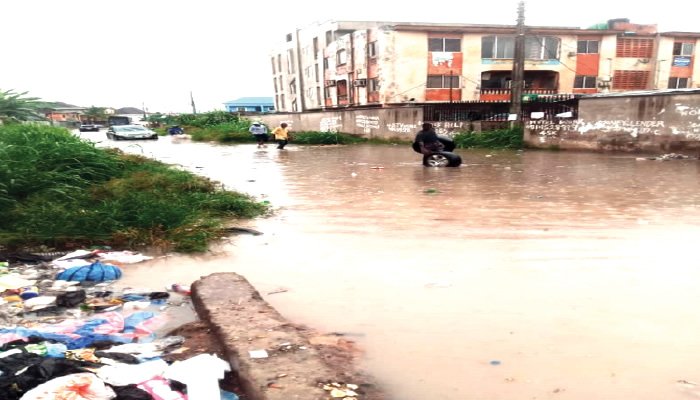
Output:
[
  {"xmin": 584, "ymin": 88, "xmax": 700, "ymax": 99},
  {"xmin": 223, "ymin": 97, "xmax": 274, "ymax": 105}
]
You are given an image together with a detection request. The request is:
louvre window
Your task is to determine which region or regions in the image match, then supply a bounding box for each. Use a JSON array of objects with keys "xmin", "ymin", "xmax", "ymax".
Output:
[
  {"xmin": 616, "ymin": 38, "xmax": 653, "ymax": 58},
  {"xmin": 613, "ymin": 70, "xmax": 650, "ymax": 89}
]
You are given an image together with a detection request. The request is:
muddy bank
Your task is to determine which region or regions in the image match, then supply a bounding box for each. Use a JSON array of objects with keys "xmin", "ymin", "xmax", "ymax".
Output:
[{"xmin": 191, "ymin": 272, "xmax": 385, "ymax": 400}]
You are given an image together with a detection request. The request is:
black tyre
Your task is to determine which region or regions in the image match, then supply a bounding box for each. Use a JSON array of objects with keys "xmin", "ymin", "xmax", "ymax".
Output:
[{"xmin": 423, "ymin": 151, "xmax": 462, "ymax": 167}]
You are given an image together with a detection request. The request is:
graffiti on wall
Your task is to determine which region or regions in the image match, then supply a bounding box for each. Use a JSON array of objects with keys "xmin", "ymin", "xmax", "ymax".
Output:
[
  {"xmin": 525, "ymin": 119, "xmax": 578, "ymax": 137},
  {"xmin": 387, "ymin": 122, "xmax": 419, "ymax": 134},
  {"xmin": 356, "ymin": 115, "xmax": 380, "ymax": 134},
  {"xmin": 432, "ymin": 121, "xmax": 468, "ymax": 135},
  {"xmin": 320, "ymin": 116, "xmax": 342, "ymax": 132}
]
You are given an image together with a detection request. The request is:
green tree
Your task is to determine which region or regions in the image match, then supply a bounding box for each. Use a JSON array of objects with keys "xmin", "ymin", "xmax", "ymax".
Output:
[
  {"xmin": 83, "ymin": 106, "xmax": 107, "ymax": 123},
  {"xmin": 0, "ymin": 89, "xmax": 42, "ymax": 123}
]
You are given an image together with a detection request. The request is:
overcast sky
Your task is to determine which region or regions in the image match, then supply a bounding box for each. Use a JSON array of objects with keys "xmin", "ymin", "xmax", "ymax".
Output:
[{"xmin": 1, "ymin": 0, "xmax": 696, "ymax": 113}]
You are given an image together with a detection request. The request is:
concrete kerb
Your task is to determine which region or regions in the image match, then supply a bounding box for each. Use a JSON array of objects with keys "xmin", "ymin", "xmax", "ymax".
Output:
[{"xmin": 191, "ymin": 272, "xmax": 339, "ymax": 400}]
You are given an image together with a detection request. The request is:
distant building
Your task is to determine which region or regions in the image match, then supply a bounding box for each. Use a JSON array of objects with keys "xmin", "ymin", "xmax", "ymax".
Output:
[
  {"xmin": 223, "ymin": 97, "xmax": 275, "ymax": 112},
  {"xmin": 270, "ymin": 18, "xmax": 700, "ymax": 112}
]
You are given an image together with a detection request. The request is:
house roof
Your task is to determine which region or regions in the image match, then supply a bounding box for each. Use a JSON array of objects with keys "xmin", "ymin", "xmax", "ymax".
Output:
[{"xmin": 223, "ymin": 97, "xmax": 274, "ymax": 106}]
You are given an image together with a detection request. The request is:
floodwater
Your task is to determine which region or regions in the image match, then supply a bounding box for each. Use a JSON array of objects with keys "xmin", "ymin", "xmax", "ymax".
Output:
[{"xmin": 81, "ymin": 131, "xmax": 700, "ymax": 400}]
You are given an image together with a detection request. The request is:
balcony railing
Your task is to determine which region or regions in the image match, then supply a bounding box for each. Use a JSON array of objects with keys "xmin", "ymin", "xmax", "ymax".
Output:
[{"xmin": 480, "ymin": 88, "xmax": 558, "ymax": 95}]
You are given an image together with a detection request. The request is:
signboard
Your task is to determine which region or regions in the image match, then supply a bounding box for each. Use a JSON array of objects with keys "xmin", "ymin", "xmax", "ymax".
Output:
[{"xmin": 673, "ymin": 56, "xmax": 691, "ymax": 67}]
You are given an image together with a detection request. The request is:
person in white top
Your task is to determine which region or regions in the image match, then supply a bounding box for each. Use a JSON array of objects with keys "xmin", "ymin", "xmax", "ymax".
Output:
[{"xmin": 249, "ymin": 122, "xmax": 269, "ymax": 148}]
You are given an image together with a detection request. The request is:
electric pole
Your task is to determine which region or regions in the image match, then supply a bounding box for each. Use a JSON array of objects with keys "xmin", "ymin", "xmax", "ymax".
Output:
[
  {"xmin": 510, "ymin": 0, "xmax": 526, "ymax": 125},
  {"xmin": 190, "ymin": 91, "xmax": 197, "ymax": 114}
]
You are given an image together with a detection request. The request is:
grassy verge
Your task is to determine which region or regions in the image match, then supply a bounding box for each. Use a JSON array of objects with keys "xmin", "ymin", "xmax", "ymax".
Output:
[
  {"xmin": 0, "ymin": 124, "xmax": 268, "ymax": 253},
  {"xmin": 453, "ymin": 127, "xmax": 524, "ymax": 149}
]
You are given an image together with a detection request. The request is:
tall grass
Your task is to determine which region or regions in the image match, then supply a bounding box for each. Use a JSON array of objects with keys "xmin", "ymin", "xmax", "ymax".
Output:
[
  {"xmin": 0, "ymin": 124, "xmax": 268, "ymax": 252},
  {"xmin": 453, "ymin": 127, "xmax": 524, "ymax": 149}
]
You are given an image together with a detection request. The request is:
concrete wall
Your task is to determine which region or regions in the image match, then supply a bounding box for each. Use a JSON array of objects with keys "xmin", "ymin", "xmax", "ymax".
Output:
[
  {"xmin": 524, "ymin": 92, "xmax": 700, "ymax": 153},
  {"xmin": 259, "ymin": 107, "xmax": 423, "ymax": 140}
]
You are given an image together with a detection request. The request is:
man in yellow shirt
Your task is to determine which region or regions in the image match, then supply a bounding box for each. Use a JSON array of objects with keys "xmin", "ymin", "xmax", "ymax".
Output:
[{"xmin": 271, "ymin": 122, "xmax": 291, "ymax": 149}]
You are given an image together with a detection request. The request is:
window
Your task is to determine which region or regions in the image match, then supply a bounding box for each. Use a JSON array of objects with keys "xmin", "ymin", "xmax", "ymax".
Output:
[
  {"xmin": 317, "ymin": 87, "xmax": 322, "ymax": 106},
  {"xmin": 616, "ymin": 38, "xmax": 653, "ymax": 58},
  {"xmin": 273, "ymin": 79, "xmax": 278, "ymax": 92},
  {"xmin": 271, "ymin": 57, "xmax": 276, "ymax": 74},
  {"xmin": 287, "ymin": 49, "xmax": 295, "ymax": 73},
  {"xmin": 428, "ymin": 38, "xmax": 461, "ymax": 52},
  {"xmin": 323, "ymin": 57, "xmax": 329, "ymax": 69},
  {"xmin": 369, "ymin": 78, "xmax": 380, "ymax": 92},
  {"xmin": 525, "ymin": 37, "xmax": 560, "ymax": 59},
  {"xmin": 325, "ymin": 30, "xmax": 333, "ymax": 44},
  {"xmin": 427, "ymin": 75, "xmax": 460, "ymax": 89},
  {"xmin": 336, "ymin": 49, "xmax": 347, "ymax": 65},
  {"xmin": 668, "ymin": 77, "xmax": 689, "ymax": 88},
  {"xmin": 280, "ymin": 94, "xmax": 285, "ymax": 109},
  {"xmin": 613, "ymin": 70, "xmax": 650, "ymax": 89},
  {"xmin": 673, "ymin": 42, "xmax": 694, "ymax": 56},
  {"xmin": 305, "ymin": 66, "xmax": 312, "ymax": 78},
  {"xmin": 277, "ymin": 54, "xmax": 282, "ymax": 73},
  {"xmin": 315, "ymin": 64, "xmax": 319, "ymax": 82},
  {"xmin": 368, "ymin": 41, "xmax": 377, "ymax": 58},
  {"xmin": 577, "ymin": 40, "xmax": 599, "ymax": 54},
  {"xmin": 286, "ymin": 33, "xmax": 293, "ymax": 42},
  {"xmin": 313, "ymin": 37, "xmax": 319, "ymax": 59},
  {"xmin": 289, "ymin": 79, "xmax": 296, "ymax": 94},
  {"xmin": 574, "ymin": 75, "xmax": 597, "ymax": 89},
  {"xmin": 481, "ymin": 36, "xmax": 515, "ymax": 59},
  {"xmin": 324, "ymin": 86, "xmax": 332, "ymax": 98},
  {"xmin": 278, "ymin": 76, "xmax": 283, "ymax": 91}
]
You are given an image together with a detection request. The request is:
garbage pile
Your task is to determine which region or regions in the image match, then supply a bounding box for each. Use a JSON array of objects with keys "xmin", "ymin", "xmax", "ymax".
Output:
[{"xmin": 0, "ymin": 249, "xmax": 237, "ymax": 400}]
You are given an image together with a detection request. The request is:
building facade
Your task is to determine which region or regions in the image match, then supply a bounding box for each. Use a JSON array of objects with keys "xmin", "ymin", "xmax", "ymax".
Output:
[{"xmin": 270, "ymin": 19, "xmax": 700, "ymax": 112}]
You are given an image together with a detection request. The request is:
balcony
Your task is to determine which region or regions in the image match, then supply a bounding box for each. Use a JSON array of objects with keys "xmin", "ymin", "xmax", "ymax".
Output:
[{"xmin": 480, "ymin": 88, "xmax": 558, "ymax": 102}]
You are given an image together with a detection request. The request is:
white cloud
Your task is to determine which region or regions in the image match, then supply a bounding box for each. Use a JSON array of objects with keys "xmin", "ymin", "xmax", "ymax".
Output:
[{"xmin": 1, "ymin": 0, "xmax": 696, "ymax": 113}]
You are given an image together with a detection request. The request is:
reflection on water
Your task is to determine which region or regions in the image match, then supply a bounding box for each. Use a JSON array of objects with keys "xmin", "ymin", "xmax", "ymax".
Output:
[{"xmin": 91, "ymin": 134, "xmax": 700, "ymax": 400}]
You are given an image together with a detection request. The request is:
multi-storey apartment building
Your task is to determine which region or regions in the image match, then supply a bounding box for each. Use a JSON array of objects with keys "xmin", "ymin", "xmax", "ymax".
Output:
[{"xmin": 270, "ymin": 19, "xmax": 700, "ymax": 112}]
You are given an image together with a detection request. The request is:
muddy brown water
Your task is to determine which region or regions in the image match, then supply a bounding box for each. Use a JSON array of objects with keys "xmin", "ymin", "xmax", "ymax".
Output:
[{"xmin": 82, "ymin": 131, "xmax": 700, "ymax": 399}]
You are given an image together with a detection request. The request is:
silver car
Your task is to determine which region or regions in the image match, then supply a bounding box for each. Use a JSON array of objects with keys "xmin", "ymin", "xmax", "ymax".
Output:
[{"xmin": 106, "ymin": 125, "xmax": 158, "ymax": 140}]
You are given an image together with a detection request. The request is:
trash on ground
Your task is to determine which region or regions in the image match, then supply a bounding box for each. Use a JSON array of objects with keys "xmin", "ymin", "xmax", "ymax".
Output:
[{"xmin": 0, "ymin": 248, "xmax": 239, "ymax": 400}]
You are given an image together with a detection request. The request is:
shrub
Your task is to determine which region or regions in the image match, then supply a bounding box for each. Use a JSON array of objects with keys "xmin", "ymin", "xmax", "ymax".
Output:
[{"xmin": 453, "ymin": 127, "xmax": 524, "ymax": 149}]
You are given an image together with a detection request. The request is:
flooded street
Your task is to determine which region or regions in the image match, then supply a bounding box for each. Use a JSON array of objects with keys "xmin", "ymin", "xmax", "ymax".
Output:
[{"xmin": 82, "ymin": 131, "xmax": 700, "ymax": 399}]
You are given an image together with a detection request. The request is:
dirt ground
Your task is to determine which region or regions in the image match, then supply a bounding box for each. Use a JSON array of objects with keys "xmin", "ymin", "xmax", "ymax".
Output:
[{"xmin": 167, "ymin": 321, "xmax": 387, "ymax": 400}]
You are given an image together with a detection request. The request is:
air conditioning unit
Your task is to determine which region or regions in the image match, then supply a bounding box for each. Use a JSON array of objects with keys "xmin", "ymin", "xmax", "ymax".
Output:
[
  {"xmin": 325, "ymin": 80, "xmax": 337, "ymax": 87},
  {"xmin": 596, "ymin": 76, "xmax": 612, "ymax": 89},
  {"xmin": 353, "ymin": 79, "xmax": 367, "ymax": 87}
]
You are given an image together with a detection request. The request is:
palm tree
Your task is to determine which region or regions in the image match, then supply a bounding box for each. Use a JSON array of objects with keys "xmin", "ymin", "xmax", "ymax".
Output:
[{"xmin": 0, "ymin": 89, "xmax": 42, "ymax": 123}]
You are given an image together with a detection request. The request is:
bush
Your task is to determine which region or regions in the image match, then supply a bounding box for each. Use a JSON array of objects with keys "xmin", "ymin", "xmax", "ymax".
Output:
[
  {"xmin": 290, "ymin": 131, "xmax": 366, "ymax": 145},
  {"xmin": 453, "ymin": 127, "xmax": 524, "ymax": 149},
  {"xmin": 0, "ymin": 124, "xmax": 268, "ymax": 252}
]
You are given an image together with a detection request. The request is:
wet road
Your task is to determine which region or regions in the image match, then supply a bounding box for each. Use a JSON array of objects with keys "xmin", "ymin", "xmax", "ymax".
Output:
[{"xmin": 80, "ymin": 130, "xmax": 700, "ymax": 399}]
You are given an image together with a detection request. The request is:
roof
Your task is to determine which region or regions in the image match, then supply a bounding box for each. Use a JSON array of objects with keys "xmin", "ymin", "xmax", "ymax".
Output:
[
  {"xmin": 223, "ymin": 97, "xmax": 274, "ymax": 106},
  {"xmin": 583, "ymin": 88, "xmax": 700, "ymax": 99},
  {"xmin": 115, "ymin": 107, "xmax": 144, "ymax": 114}
]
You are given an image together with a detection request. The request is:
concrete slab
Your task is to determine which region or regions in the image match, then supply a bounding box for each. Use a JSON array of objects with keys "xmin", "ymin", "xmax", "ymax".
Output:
[{"xmin": 191, "ymin": 272, "xmax": 343, "ymax": 400}]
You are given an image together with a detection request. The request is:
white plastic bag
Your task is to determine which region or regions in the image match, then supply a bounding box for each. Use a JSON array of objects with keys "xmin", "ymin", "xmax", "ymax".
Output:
[{"xmin": 20, "ymin": 372, "xmax": 115, "ymax": 400}]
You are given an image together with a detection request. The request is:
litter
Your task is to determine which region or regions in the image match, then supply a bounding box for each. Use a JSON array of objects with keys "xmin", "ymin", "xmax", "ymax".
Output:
[{"xmin": 248, "ymin": 349, "xmax": 269, "ymax": 359}]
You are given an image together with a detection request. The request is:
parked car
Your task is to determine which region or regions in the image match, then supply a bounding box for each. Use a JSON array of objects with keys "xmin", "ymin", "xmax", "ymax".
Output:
[
  {"xmin": 79, "ymin": 123, "xmax": 100, "ymax": 132},
  {"xmin": 106, "ymin": 125, "xmax": 158, "ymax": 140}
]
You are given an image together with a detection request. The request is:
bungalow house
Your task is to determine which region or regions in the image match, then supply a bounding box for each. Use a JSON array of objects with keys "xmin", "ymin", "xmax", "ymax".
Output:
[{"xmin": 223, "ymin": 97, "xmax": 275, "ymax": 113}]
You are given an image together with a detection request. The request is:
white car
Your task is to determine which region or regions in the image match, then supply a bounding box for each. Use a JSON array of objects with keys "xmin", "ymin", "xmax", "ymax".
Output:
[{"xmin": 106, "ymin": 125, "xmax": 158, "ymax": 140}]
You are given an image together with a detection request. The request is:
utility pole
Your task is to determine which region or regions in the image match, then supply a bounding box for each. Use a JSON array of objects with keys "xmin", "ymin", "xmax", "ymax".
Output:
[
  {"xmin": 449, "ymin": 70, "xmax": 454, "ymax": 103},
  {"xmin": 190, "ymin": 91, "xmax": 197, "ymax": 114},
  {"xmin": 510, "ymin": 0, "xmax": 526, "ymax": 125}
]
